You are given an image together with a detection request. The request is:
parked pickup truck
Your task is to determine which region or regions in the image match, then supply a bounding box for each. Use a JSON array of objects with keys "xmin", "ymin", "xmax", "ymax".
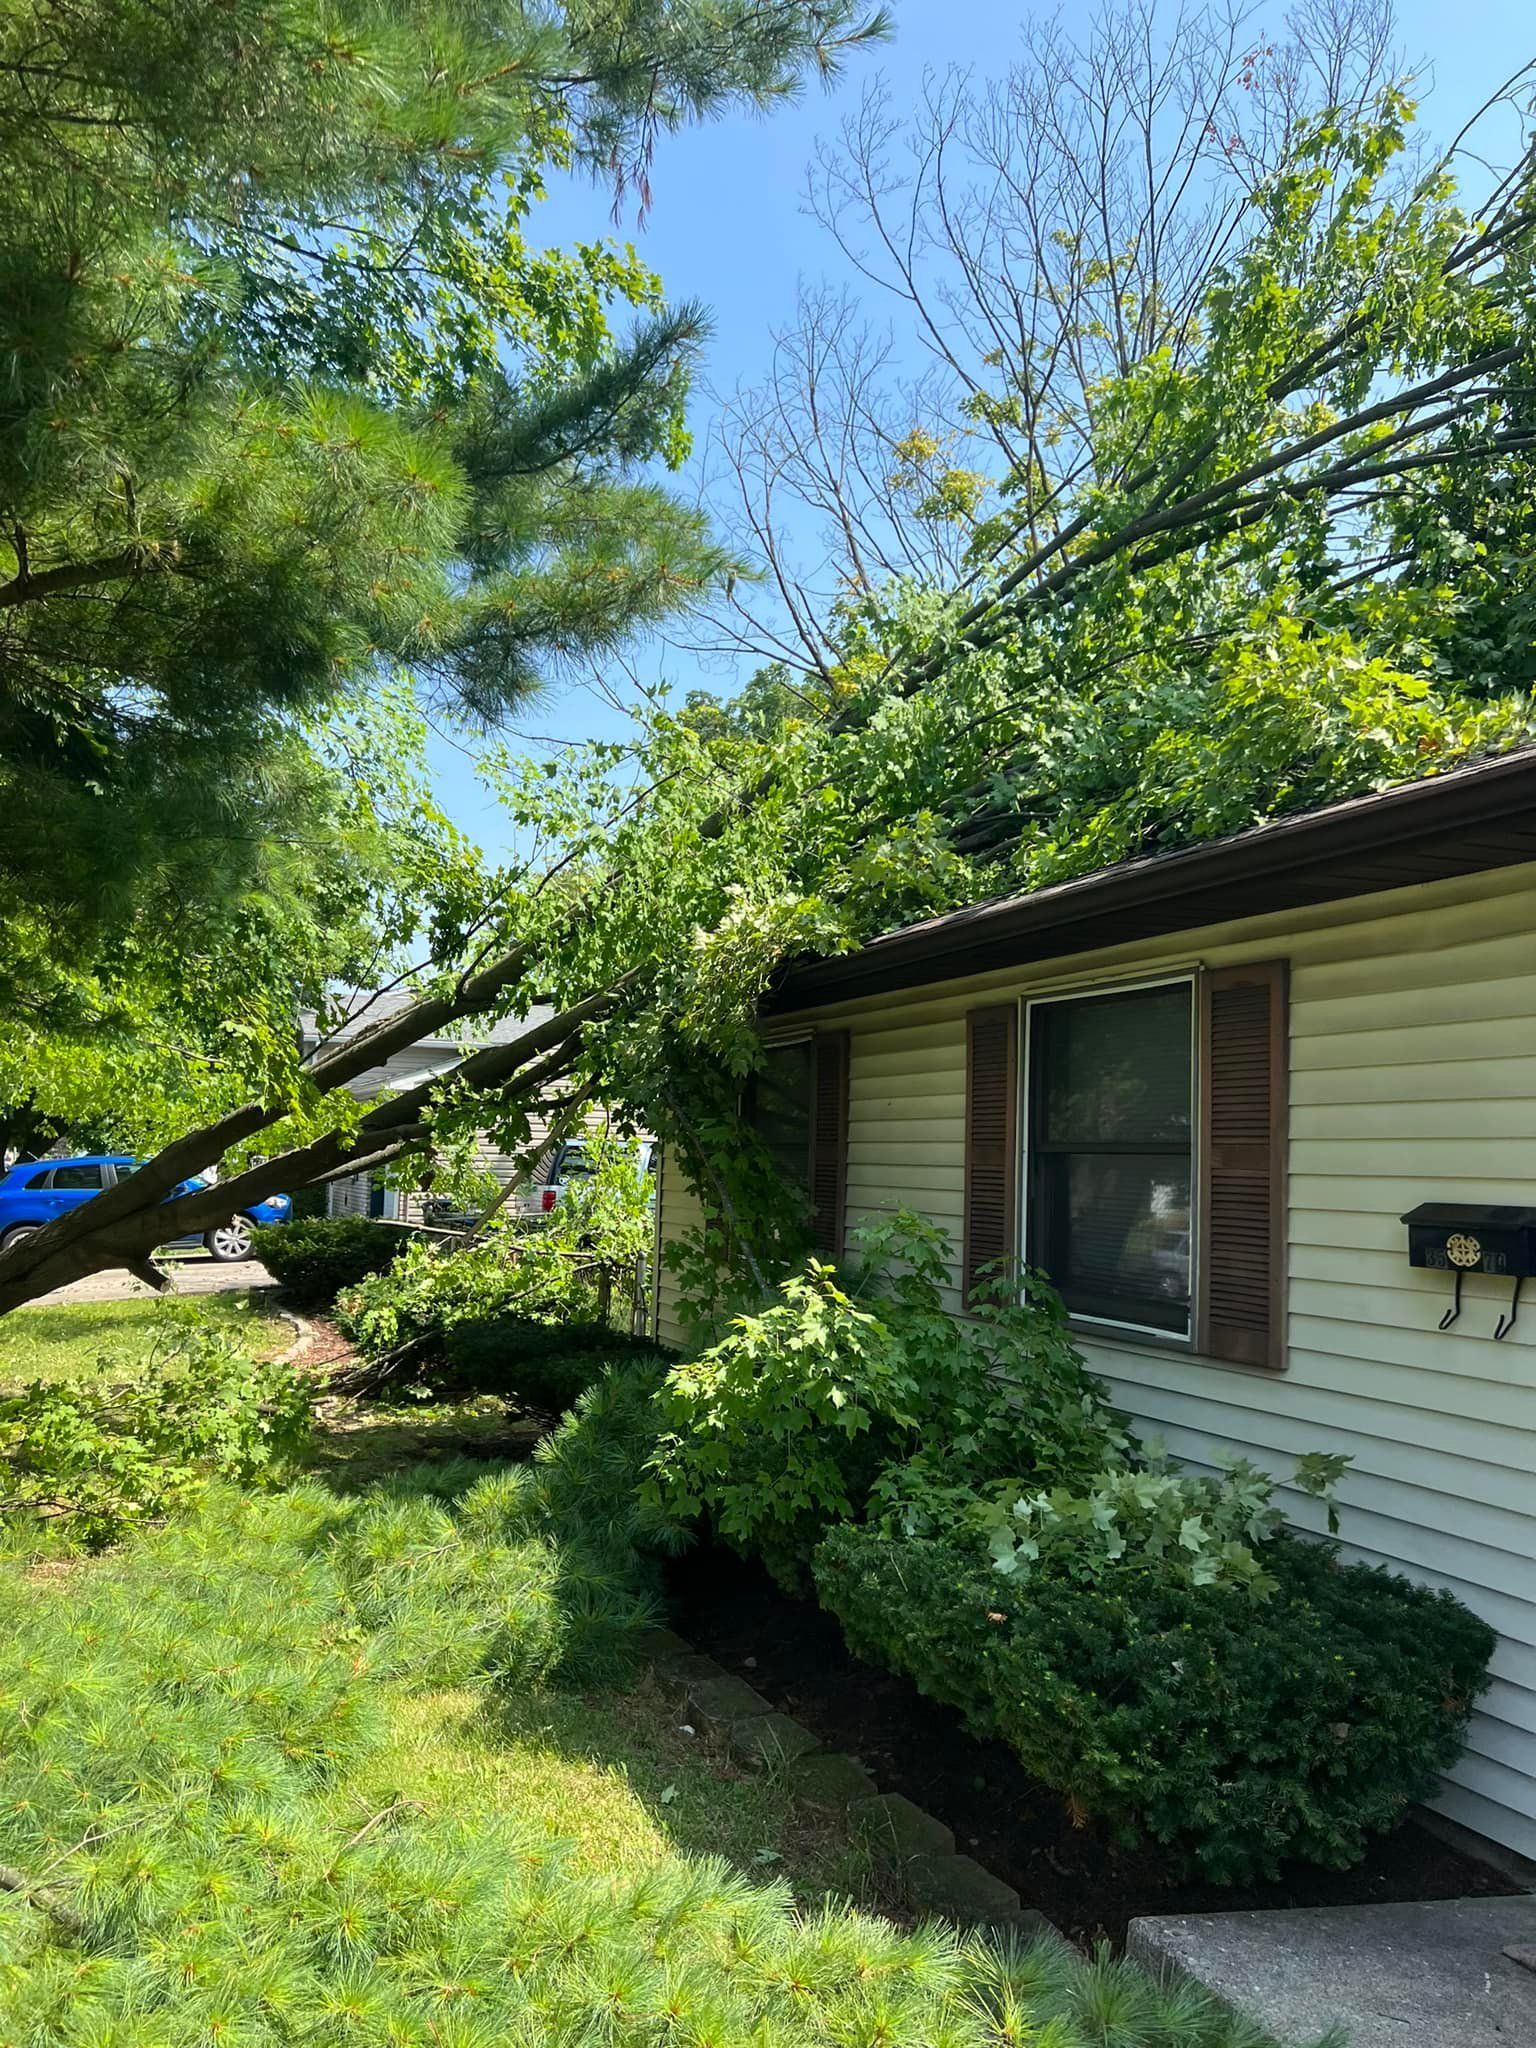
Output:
[
  {"xmin": 524, "ymin": 1136, "xmax": 657, "ymax": 1217},
  {"xmin": 420, "ymin": 1136, "xmax": 658, "ymax": 1232},
  {"xmin": 0, "ymin": 1155, "xmax": 292, "ymax": 1262}
]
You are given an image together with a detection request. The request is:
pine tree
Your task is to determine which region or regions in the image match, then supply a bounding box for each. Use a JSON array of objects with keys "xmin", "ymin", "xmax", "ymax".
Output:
[{"xmin": 0, "ymin": 0, "xmax": 888, "ymax": 941}]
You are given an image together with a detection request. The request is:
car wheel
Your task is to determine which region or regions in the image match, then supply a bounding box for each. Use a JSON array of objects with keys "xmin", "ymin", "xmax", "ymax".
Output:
[
  {"xmin": 205, "ymin": 1217, "xmax": 255, "ymax": 1262},
  {"xmin": 0, "ymin": 1225, "xmax": 38, "ymax": 1254}
]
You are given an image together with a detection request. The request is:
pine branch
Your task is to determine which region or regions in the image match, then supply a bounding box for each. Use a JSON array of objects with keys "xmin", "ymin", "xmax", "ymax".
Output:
[
  {"xmin": 0, "ymin": 1862, "xmax": 86, "ymax": 1936},
  {"xmin": 0, "ymin": 547, "xmax": 156, "ymax": 607}
]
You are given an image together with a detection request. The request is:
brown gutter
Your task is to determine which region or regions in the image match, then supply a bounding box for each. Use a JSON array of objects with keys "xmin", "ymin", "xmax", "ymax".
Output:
[{"xmin": 765, "ymin": 748, "xmax": 1536, "ymax": 1011}]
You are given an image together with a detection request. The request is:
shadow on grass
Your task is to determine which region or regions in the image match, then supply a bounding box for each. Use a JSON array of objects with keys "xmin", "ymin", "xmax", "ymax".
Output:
[
  {"xmin": 296, "ymin": 1411, "xmax": 893, "ymax": 1915},
  {"xmin": 306, "ymin": 1394, "xmax": 546, "ymax": 1489},
  {"xmin": 420, "ymin": 1673, "xmax": 891, "ymax": 1912}
]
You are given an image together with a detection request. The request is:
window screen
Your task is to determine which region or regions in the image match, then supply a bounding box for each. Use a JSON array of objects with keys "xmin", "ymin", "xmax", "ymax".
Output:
[
  {"xmin": 746, "ymin": 1041, "xmax": 814, "ymax": 1192},
  {"xmin": 1027, "ymin": 983, "xmax": 1193, "ymax": 1336}
]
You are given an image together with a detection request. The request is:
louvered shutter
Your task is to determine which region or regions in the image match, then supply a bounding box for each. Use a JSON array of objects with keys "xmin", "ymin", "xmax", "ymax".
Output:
[
  {"xmin": 1198, "ymin": 962, "xmax": 1289, "ymax": 1369},
  {"xmin": 963, "ymin": 1005, "xmax": 1019, "ymax": 1307},
  {"xmin": 809, "ymin": 1031, "xmax": 849, "ymax": 1256}
]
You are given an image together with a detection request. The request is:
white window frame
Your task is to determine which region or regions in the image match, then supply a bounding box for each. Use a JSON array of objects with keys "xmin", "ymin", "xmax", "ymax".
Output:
[{"xmin": 1019, "ymin": 972, "xmax": 1200, "ymax": 1346}]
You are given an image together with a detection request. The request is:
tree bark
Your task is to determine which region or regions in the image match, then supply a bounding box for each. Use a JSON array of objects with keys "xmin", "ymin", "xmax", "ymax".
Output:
[{"xmin": 0, "ymin": 983, "xmax": 629, "ymax": 1314}]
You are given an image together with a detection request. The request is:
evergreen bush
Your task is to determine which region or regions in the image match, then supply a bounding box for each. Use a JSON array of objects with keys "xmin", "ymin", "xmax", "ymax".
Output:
[
  {"xmin": 816, "ymin": 1519, "xmax": 1495, "ymax": 1883},
  {"xmin": 0, "ymin": 1457, "xmax": 1284, "ymax": 2048},
  {"xmin": 648, "ymin": 1216, "xmax": 1491, "ymax": 1881},
  {"xmin": 442, "ymin": 1311, "xmax": 661, "ymax": 1408},
  {"xmin": 251, "ymin": 1214, "xmax": 405, "ymax": 1306}
]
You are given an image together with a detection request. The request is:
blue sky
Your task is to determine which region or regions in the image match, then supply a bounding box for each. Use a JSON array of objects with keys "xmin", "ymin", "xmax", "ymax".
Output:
[{"xmin": 426, "ymin": 0, "xmax": 1529, "ymax": 853}]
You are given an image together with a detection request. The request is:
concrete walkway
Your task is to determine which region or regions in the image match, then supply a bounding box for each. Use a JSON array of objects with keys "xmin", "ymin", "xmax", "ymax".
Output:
[
  {"xmin": 26, "ymin": 1255, "xmax": 275, "ymax": 1307},
  {"xmin": 1129, "ymin": 1894, "xmax": 1536, "ymax": 2047}
]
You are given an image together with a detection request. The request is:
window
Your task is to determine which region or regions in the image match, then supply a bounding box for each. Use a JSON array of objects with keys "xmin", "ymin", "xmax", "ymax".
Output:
[
  {"xmin": 745, "ymin": 1034, "xmax": 849, "ymax": 1255},
  {"xmin": 966, "ymin": 964, "xmax": 1287, "ymax": 1366},
  {"xmin": 1026, "ymin": 981, "xmax": 1194, "ymax": 1338},
  {"xmin": 50, "ymin": 1162, "xmax": 106, "ymax": 1191},
  {"xmin": 746, "ymin": 1040, "xmax": 815, "ymax": 1192}
]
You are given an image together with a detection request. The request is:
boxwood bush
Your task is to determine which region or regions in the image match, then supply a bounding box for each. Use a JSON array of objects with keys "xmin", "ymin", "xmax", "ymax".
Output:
[
  {"xmin": 815, "ymin": 1519, "xmax": 1495, "ymax": 1883},
  {"xmin": 250, "ymin": 1215, "xmax": 406, "ymax": 1307},
  {"xmin": 442, "ymin": 1313, "xmax": 662, "ymax": 1410}
]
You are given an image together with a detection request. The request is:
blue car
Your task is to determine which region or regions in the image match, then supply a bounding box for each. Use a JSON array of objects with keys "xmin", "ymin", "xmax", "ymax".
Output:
[{"xmin": 0, "ymin": 1155, "xmax": 291, "ymax": 1262}]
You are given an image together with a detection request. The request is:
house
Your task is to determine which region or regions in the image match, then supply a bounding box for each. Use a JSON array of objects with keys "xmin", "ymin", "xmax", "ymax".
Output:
[
  {"xmin": 299, "ymin": 990, "xmax": 559, "ymax": 1224},
  {"xmin": 653, "ymin": 748, "xmax": 1536, "ymax": 1867}
]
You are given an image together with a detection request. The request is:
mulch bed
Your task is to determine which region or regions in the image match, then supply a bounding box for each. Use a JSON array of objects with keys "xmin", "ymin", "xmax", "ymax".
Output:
[{"xmin": 666, "ymin": 1541, "xmax": 1521, "ymax": 1948}]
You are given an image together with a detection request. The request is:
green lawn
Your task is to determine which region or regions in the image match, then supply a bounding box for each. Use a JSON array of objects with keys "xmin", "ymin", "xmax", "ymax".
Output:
[
  {"xmin": 361, "ymin": 1673, "xmax": 873, "ymax": 1902},
  {"xmin": 0, "ymin": 1305, "xmax": 1299, "ymax": 2046},
  {"xmin": 0, "ymin": 1291, "xmax": 289, "ymax": 1385}
]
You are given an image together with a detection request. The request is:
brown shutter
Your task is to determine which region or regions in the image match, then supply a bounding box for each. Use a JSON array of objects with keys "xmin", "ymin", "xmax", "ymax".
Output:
[
  {"xmin": 809, "ymin": 1030, "xmax": 849, "ymax": 1256},
  {"xmin": 963, "ymin": 1005, "xmax": 1019, "ymax": 1307},
  {"xmin": 1198, "ymin": 962, "xmax": 1289, "ymax": 1370}
]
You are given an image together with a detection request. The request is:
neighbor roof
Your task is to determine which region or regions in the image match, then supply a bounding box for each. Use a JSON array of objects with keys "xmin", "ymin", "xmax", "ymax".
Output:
[
  {"xmin": 766, "ymin": 747, "xmax": 1536, "ymax": 1011},
  {"xmin": 317, "ymin": 985, "xmax": 555, "ymax": 1052}
]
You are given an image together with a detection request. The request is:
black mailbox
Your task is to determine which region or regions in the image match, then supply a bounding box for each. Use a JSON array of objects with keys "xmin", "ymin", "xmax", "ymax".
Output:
[{"xmin": 1401, "ymin": 1202, "xmax": 1536, "ymax": 1338}]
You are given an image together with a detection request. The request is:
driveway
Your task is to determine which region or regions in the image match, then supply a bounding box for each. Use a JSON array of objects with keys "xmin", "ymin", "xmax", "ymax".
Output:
[{"xmin": 25, "ymin": 1253, "xmax": 276, "ymax": 1308}]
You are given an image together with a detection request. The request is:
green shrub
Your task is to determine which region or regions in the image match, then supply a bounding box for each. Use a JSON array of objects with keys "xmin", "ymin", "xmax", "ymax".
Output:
[
  {"xmin": 527, "ymin": 1359, "xmax": 685, "ymax": 1586},
  {"xmin": 442, "ymin": 1312, "xmax": 661, "ymax": 1408},
  {"xmin": 0, "ymin": 1315, "xmax": 313, "ymax": 1546},
  {"xmin": 648, "ymin": 1211, "xmax": 1122, "ymax": 1585},
  {"xmin": 816, "ymin": 1518, "xmax": 1495, "ymax": 1883},
  {"xmin": 328, "ymin": 1481, "xmax": 651, "ymax": 1691},
  {"xmin": 335, "ymin": 1231, "xmax": 533, "ymax": 1358},
  {"xmin": 334, "ymin": 1136, "xmax": 656, "ymax": 1371},
  {"xmin": 251, "ymin": 1213, "xmax": 404, "ymax": 1305},
  {"xmin": 890, "ymin": 1445, "xmax": 1352, "ymax": 1598}
]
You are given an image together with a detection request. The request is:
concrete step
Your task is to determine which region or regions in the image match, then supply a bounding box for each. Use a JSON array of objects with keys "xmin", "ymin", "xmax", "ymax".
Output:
[{"xmin": 1128, "ymin": 1894, "xmax": 1536, "ymax": 2048}]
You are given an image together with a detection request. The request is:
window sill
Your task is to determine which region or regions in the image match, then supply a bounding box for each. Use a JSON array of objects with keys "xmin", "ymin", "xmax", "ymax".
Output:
[
  {"xmin": 1066, "ymin": 1318, "xmax": 1192, "ymax": 1357},
  {"xmin": 1069, "ymin": 1321, "xmax": 1288, "ymax": 1376}
]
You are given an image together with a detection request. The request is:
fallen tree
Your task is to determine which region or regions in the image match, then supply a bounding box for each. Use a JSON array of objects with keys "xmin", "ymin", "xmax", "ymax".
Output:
[{"xmin": 4, "ymin": 65, "xmax": 1536, "ymax": 1314}]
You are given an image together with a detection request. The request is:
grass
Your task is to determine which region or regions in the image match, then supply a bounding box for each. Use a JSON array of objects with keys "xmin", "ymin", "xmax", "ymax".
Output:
[
  {"xmin": 0, "ymin": 1290, "xmax": 290, "ymax": 1385},
  {"xmin": 0, "ymin": 1469, "xmax": 1299, "ymax": 2048},
  {"xmin": 358, "ymin": 1676, "xmax": 875, "ymax": 1907},
  {"xmin": 0, "ymin": 1302, "xmax": 1311, "ymax": 2045},
  {"xmin": 309, "ymin": 1389, "xmax": 548, "ymax": 1486}
]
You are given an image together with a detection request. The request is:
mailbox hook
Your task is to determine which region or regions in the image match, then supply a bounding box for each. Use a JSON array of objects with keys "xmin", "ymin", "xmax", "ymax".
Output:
[
  {"xmin": 1438, "ymin": 1269, "xmax": 1465, "ymax": 1331},
  {"xmin": 1495, "ymin": 1275, "xmax": 1523, "ymax": 1342}
]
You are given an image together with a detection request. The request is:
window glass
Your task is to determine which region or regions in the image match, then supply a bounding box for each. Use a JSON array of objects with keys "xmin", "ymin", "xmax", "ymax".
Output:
[
  {"xmin": 555, "ymin": 1142, "xmax": 594, "ymax": 1180},
  {"xmin": 747, "ymin": 1041, "xmax": 814, "ymax": 1192},
  {"xmin": 22, "ymin": 1168, "xmax": 50, "ymax": 1190},
  {"xmin": 1028, "ymin": 984, "xmax": 1193, "ymax": 1336},
  {"xmin": 50, "ymin": 1163, "xmax": 105, "ymax": 1191}
]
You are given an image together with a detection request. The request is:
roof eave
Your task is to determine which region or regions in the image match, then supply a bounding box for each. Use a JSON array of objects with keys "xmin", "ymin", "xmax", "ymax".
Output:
[{"xmin": 764, "ymin": 749, "xmax": 1536, "ymax": 1013}]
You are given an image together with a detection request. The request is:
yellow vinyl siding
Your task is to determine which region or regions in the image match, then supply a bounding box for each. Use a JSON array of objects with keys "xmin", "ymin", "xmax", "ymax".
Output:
[
  {"xmin": 653, "ymin": 1142, "xmax": 707, "ymax": 1346},
  {"xmin": 655, "ymin": 859, "xmax": 1536, "ymax": 1859}
]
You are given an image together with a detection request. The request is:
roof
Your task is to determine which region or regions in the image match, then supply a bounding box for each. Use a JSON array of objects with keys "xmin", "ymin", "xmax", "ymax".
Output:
[
  {"xmin": 766, "ymin": 747, "xmax": 1536, "ymax": 1012},
  {"xmin": 312, "ymin": 986, "xmax": 555, "ymax": 1053}
]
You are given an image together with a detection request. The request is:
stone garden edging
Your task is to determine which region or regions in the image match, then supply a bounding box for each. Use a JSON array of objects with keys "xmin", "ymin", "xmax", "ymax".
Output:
[{"xmin": 636, "ymin": 1625, "xmax": 1057, "ymax": 1941}]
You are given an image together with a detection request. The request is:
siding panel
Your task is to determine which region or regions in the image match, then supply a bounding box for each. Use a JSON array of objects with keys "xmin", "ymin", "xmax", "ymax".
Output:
[{"xmin": 655, "ymin": 862, "xmax": 1536, "ymax": 1860}]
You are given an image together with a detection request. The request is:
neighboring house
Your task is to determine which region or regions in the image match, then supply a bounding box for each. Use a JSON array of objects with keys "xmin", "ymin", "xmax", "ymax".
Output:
[
  {"xmin": 301, "ymin": 990, "xmax": 558, "ymax": 1224},
  {"xmin": 654, "ymin": 749, "xmax": 1536, "ymax": 1866}
]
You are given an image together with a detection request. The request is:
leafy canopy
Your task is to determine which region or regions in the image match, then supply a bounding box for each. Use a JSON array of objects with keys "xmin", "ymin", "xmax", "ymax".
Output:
[{"xmin": 8, "ymin": 70, "xmax": 1536, "ymax": 1307}]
